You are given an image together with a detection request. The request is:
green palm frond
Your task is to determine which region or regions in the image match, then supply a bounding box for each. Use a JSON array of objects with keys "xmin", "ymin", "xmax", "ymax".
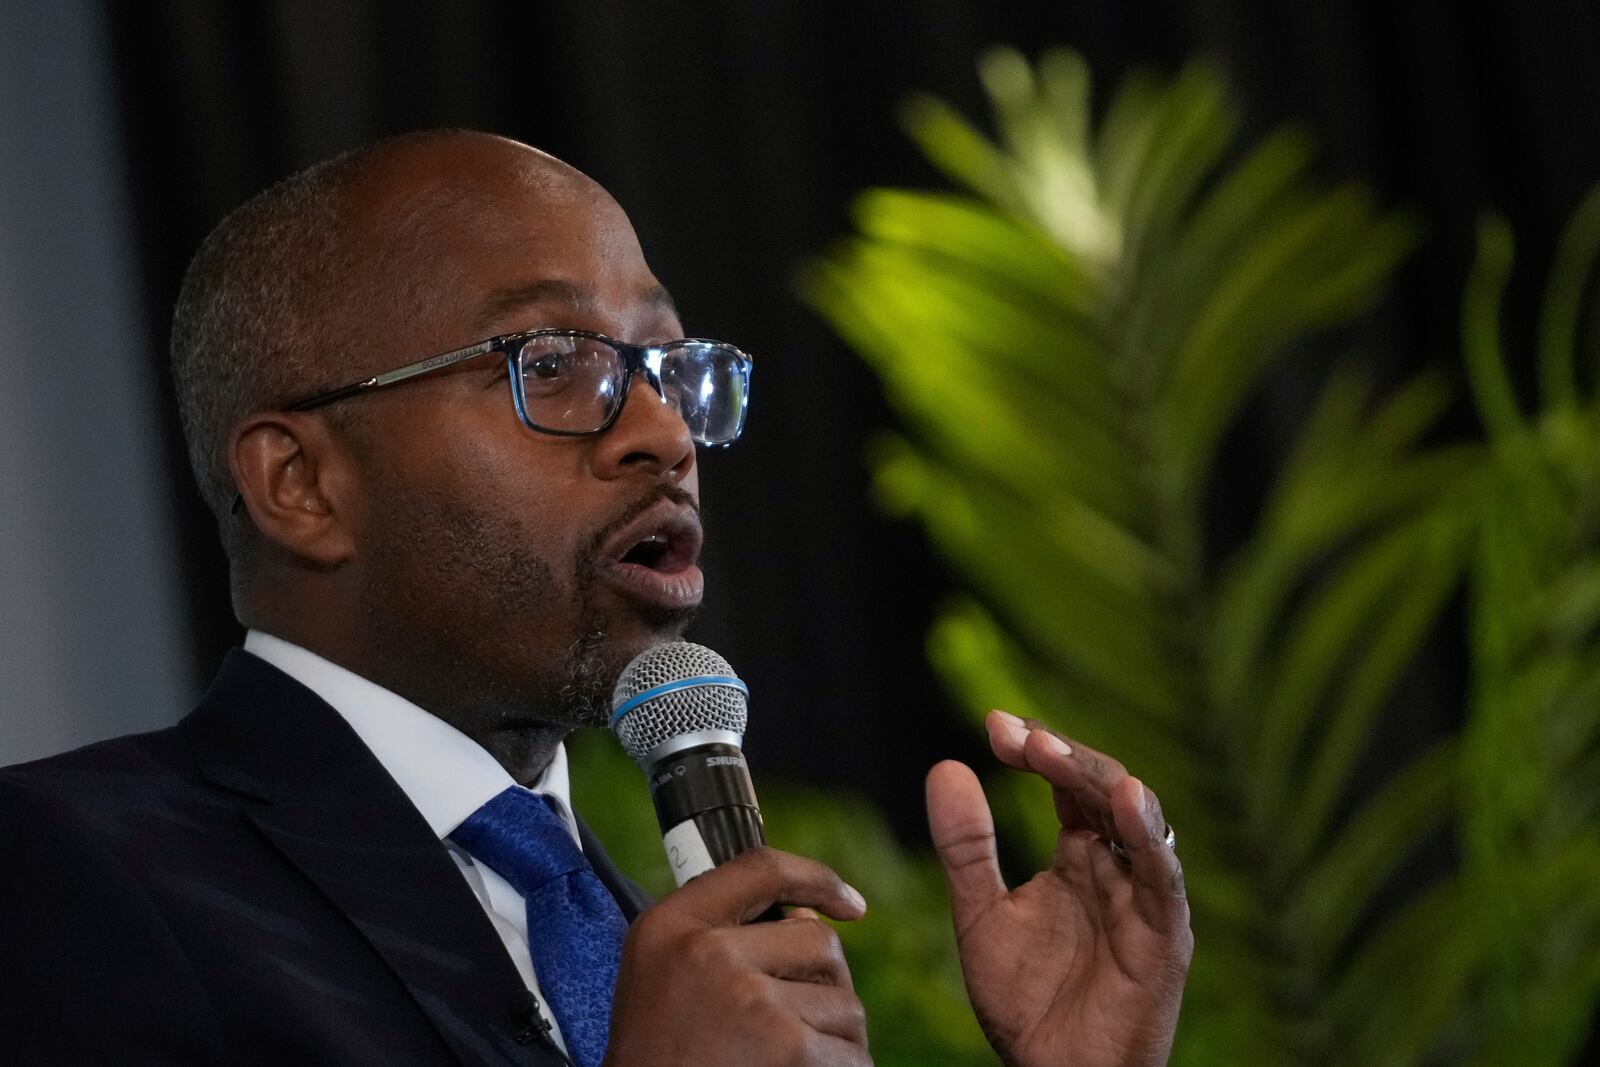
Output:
[
  {"xmin": 801, "ymin": 47, "xmax": 1486, "ymax": 1066},
  {"xmin": 568, "ymin": 46, "xmax": 1600, "ymax": 1067},
  {"xmin": 1459, "ymin": 189, "xmax": 1600, "ymax": 1067}
]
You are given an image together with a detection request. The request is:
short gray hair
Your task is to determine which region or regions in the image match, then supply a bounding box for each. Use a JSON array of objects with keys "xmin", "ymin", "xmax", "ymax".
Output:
[{"xmin": 169, "ymin": 129, "xmax": 471, "ymax": 560}]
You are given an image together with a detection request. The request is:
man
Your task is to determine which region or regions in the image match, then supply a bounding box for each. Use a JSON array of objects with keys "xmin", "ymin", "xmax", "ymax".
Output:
[{"xmin": 0, "ymin": 130, "xmax": 1191, "ymax": 1065}]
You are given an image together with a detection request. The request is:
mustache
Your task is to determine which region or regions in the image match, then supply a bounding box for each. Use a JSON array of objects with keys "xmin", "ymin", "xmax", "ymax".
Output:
[{"xmin": 576, "ymin": 485, "xmax": 700, "ymax": 574}]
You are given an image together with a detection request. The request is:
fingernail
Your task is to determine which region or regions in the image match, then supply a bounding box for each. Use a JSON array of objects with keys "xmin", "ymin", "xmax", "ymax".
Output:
[
  {"xmin": 1047, "ymin": 733, "xmax": 1073, "ymax": 758},
  {"xmin": 992, "ymin": 711, "xmax": 1029, "ymax": 747},
  {"xmin": 842, "ymin": 883, "xmax": 867, "ymax": 913},
  {"xmin": 1136, "ymin": 779, "xmax": 1158, "ymax": 818}
]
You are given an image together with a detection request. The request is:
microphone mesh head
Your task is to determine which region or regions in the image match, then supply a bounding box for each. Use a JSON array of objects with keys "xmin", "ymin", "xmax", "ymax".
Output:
[{"xmin": 611, "ymin": 641, "xmax": 748, "ymax": 766}]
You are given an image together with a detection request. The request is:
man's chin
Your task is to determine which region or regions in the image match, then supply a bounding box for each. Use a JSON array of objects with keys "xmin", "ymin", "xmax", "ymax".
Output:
[
  {"xmin": 605, "ymin": 604, "xmax": 698, "ymax": 669},
  {"xmin": 554, "ymin": 604, "xmax": 697, "ymax": 727},
  {"xmin": 632, "ymin": 603, "xmax": 698, "ymax": 642}
]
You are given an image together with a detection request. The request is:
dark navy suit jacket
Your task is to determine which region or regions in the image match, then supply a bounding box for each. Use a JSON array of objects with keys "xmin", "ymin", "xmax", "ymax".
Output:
[{"xmin": 0, "ymin": 650, "xmax": 650, "ymax": 1065}]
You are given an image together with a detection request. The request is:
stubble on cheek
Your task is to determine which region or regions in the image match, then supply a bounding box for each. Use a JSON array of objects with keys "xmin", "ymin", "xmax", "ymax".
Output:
[
  {"xmin": 357, "ymin": 484, "xmax": 612, "ymax": 731},
  {"xmin": 356, "ymin": 476, "xmax": 701, "ymax": 736}
]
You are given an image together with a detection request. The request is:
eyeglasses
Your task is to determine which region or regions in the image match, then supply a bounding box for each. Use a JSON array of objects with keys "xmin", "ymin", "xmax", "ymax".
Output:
[
  {"xmin": 293, "ymin": 328, "xmax": 752, "ymax": 442},
  {"xmin": 228, "ymin": 328, "xmax": 752, "ymax": 515}
]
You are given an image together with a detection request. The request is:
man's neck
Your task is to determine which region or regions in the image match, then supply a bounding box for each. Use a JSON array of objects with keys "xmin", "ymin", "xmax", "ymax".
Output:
[
  {"xmin": 243, "ymin": 625, "xmax": 575, "ymax": 785},
  {"xmin": 474, "ymin": 724, "xmax": 569, "ymax": 788}
]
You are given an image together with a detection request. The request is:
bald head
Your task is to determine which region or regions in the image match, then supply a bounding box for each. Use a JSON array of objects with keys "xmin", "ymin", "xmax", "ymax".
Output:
[{"xmin": 170, "ymin": 130, "xmax": 598, "ymax": 560}]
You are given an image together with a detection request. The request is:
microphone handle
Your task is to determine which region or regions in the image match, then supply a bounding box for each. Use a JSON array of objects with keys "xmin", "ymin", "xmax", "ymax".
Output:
[
  {"xmin": 648, "ymin": 743, "xmax": 784, "ymax": 922},
  {"xmin": 691, "ymin": 805, "xmax": 769, "ymax": 864}
]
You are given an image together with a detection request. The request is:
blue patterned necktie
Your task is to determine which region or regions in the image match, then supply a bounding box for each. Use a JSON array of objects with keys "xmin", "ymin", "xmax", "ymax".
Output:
[{"xmin": 451, "ymin": 787, "xmax": 627, "ymax": 1067}]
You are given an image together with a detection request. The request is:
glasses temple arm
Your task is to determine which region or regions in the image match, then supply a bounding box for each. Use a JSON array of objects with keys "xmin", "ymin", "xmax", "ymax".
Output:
[{"xmin": 288, "ymin": 339, "xmax": 501, "ymax": 410}]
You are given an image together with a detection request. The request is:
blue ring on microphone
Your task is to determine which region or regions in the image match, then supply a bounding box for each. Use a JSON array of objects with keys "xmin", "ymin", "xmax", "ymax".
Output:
[{"xmin": 610, "ymin": 675, "xmax": 749, "ymax": 725}]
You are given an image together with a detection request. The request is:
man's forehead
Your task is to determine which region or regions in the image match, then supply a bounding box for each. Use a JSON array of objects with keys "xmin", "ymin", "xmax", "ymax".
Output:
[{"xmin": 471, "ymin": 279, "xmax": 680, "ymax": 335}]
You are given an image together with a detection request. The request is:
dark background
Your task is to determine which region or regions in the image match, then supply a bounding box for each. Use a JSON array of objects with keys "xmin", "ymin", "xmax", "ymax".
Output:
[{"xmin": 97, "ymin": 0, "xmax": 1600, "ymax": 838}]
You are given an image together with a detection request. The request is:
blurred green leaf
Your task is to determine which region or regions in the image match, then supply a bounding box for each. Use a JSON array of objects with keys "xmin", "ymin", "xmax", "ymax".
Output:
[
  {"xmin": 793, "ymin": 43, "xmax": 1600, "ymax": 1065},
  {"xmin": 1537, "ymin": 184, "xmax": 1600, "ymax": 413}
]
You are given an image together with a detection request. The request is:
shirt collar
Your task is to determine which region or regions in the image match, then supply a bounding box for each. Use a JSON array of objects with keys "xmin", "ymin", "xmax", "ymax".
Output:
[{"xmin": 242, "ymin": 629, "xmax": 576, "ymax": 842}]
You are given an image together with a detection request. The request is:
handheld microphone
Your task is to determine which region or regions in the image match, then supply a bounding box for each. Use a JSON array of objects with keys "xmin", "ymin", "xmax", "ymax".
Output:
[{"xmin": 610, "ymin": 641, "xmax": 767, "ymax": 888}]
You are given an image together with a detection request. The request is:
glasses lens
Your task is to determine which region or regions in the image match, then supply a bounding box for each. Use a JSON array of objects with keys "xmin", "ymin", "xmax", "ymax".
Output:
[
  {"xmin": 516, "ymin": 333, "xmax": 624, "ymax": 432},
  {"xmin": 660, "ymin": 342, "xmax": 750, "ymax": 445}
]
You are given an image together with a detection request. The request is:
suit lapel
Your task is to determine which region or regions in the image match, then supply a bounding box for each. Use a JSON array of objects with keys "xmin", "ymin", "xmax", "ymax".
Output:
[{"xmin": 182, "ymin": 651, "xmax": 564, "ymax": 1066}]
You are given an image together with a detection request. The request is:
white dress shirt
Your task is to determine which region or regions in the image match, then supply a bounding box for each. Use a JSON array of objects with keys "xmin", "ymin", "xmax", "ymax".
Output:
[{"xmin": 244, "ymin": 629, "xmax": 576, "ymax": 1055}]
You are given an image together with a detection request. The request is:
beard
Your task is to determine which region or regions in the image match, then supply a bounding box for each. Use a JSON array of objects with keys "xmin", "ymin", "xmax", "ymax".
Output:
[
  {"xmin": 550, "ymin": 553, "xmax": 696, "ymax": 727},
  {"xmin": 355, "ymin": 478, "xmax": 698, "ymax": 741}
]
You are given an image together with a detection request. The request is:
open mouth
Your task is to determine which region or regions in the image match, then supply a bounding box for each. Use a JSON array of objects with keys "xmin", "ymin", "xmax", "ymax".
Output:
[
  {"xmin": 601, "ymin": 503, "xmax": 705, "ymax": 610},
  {"xmin": 618, "ymin": 530, "xmax": 691, "ymax": 573}
]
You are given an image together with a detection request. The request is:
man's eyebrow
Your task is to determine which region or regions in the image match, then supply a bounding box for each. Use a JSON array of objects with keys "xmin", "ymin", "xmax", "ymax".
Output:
[{"xmin": 473, "ymin": 279, "xmax": 680, "ymax": 333}]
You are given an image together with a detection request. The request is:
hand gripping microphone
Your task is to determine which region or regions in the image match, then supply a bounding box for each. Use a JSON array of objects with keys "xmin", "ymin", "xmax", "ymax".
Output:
[{"xmin": 610, "ymin": 641, "xmax": 767, "ymax": 888}]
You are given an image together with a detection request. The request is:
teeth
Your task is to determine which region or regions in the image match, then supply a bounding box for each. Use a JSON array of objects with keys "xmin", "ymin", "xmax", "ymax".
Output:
[{"xmin": 619, "ymin": 530, "xmax": 671, "ymax": 567}]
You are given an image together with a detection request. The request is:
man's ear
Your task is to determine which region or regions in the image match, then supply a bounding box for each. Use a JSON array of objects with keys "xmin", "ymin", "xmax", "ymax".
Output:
[{"xmin": 229, "ymin": 412, "xmax": 359, "ymax": 567}]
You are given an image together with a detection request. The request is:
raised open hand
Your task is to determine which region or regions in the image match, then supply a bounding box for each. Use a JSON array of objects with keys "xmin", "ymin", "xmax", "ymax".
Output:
[{"xmin": 926, "ymin": 711, "xmax": 1192, "ymax": 1067}]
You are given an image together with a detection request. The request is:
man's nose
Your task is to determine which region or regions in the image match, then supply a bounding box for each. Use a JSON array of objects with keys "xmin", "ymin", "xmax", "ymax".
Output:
[{"xmin": 591, "ymin": 372, "xmax": 695, "ymax": 482}]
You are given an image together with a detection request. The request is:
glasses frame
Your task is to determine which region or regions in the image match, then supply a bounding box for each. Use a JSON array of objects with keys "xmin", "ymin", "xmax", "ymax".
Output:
[
  {"xmin": 289, "ymin": 327, "xmax": 753, "ymax": 444},
  {"xmin": 227, "ymin": 328, "xmax": 753, "ymax": 516}
]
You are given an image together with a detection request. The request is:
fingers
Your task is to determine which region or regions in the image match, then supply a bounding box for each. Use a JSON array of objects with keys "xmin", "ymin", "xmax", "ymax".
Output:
[
  {"xmin": 986, "ymin": 710, "xmax": 1188, "ymax": 924},
  {"xmin": 1108, "ymin": 775, "xmax": 1189, "ymax": 936},
  {"xmin": 779, "ymin": 980, "xmax": 871, "ymax": 1046},
  {"xmin": 925, "ymin": 759, "xmax": 1007, "ymax": 939},
  {"xmin": 740, "ymin": 914, "xmax": 855, "ymax": 988},
  {"xmin": 987, "ymin": 710, "xmax": 1128, "ymax": 839},
  {"xmin": 986, "ymin": 710, "xmax": 1125, "ymax": 784},
  {"xmin": 614, "ymin": 853, "xmax": 871, "ymax": 1065},
  {"xmin": 984, "ymin": 709, "xmax": 1033, "ymax": 765},
  {"xmin": 672, "ymin": 847, "xmax": 867, "ymax": 927}
]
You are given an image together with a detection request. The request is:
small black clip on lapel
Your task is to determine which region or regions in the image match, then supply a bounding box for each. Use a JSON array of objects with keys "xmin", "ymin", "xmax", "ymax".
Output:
[{"xmin": 508, "ymin": 989, "xmax": 553, "ymax": 1047}]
